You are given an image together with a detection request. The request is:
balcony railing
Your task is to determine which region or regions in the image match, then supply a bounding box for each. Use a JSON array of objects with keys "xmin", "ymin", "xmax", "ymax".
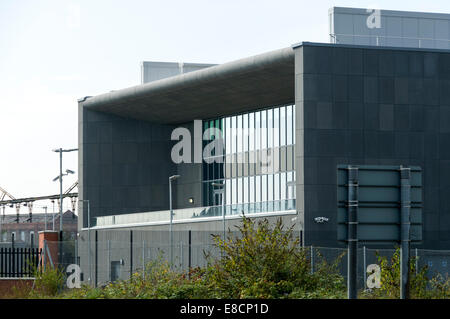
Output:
[{"xmin": 93, "ymin": 199, "xmax": 296, "ymax": 228}]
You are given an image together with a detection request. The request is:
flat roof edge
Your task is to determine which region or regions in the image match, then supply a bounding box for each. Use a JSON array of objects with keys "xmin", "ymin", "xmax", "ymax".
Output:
[{"xmin": 292, "ymin": 41, "xmax": 450, "ymax": 54}]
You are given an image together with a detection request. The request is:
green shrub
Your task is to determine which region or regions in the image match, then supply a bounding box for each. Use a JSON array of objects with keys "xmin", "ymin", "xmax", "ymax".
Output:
[
  {"xmin": 203, "ymin": 217, "xmax": 346, "ymax": 299},
  {"xmin": 29, "ymin": 266, "xmax": 65, "ymax": 298}
]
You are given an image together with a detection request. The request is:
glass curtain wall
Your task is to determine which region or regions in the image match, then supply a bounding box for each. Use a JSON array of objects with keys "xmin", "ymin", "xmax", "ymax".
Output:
[{"xmin": 202, "ymin": 104, "xmax": 296, "ymax": 216}]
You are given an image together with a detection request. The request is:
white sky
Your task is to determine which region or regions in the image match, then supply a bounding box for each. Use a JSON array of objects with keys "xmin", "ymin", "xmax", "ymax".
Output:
[{"xmin": 0, "ymin": 0, "xmax": 449, "ymax": 214}]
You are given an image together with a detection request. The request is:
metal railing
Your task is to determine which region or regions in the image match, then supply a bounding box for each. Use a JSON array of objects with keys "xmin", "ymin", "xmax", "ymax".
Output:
[{"xmin": 330, "ymin": 33, "xmax": 450, "ymax": 48}]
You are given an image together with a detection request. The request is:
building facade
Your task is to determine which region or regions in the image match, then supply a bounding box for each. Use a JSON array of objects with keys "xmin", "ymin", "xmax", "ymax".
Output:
[{"xmin": 78, "ymin": 40, "xmax": 450, "ymax": 251}]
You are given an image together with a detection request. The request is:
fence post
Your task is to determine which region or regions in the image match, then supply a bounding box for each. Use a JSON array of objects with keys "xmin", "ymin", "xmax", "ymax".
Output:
[
  {"xmin": 142, "ymin": 240, "xmax": 145, "ymax": 279},
  {"xmin": 130, "ymin": 230, "xmax": 133, "ymax": 279},
  {"xmin": 188, "ymin": 230, "xmax": 192, "ymax": 273},
  {"xmin": 180, "ymin": 241, "xmax": 183, "ymax": 269},
  {"xmin": 95, "ymin": 230, "xmax": 98, "ymax": 288},
  {"xmin": 363, "ymin": 246, "xmax": 367, "ymax": 290},
  {"xmin": 108, "ymin": 240, "xmax": 111, "ymax": 282},
  {"xmin": 310, "ymin": 246, "xmax": 314, "ymax": 274}
]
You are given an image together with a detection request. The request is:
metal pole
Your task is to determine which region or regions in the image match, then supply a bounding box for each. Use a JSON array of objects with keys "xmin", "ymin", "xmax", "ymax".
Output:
[
  {"xmin": 347, "ymin": 166, "xmax": 358, "ymax": 299},
  {"xmin": 188, "ymin": 230, "xmax": 191, "ymax": 273},
  {"xmin": 169, "ymin": 179, "xmax": 173, "ymax": 266},
  {"xmin": 59, "ymin": 148, "xmax": 63, "ymax": 235},
  {"xmin": 52, "ymin": 202, "xmax": 55, "ymax": 231},
  {"xmin": 108, "ymin": 240, "xmax": 111, "ymax": 281},
  {"xmin": 44, "ymin": 206, "xmax": 47, "ymax": 231},
  {"xmin": 180, "ymin": 241, "xmax": 183, "ymax": 269},
  {"xmin": 222, "ymin": 192, "xmax": 225, "ymax": 242},
  {"xmin": 400, "ymin": 166, "xmax": 411, "ymax": 299},
  {"xmin": 142, "ymin": 240, "xmax": 145, "ymax": 278},
  {"xmin": 130, "ymin": 230, "xmax": 133, "ymax": 279},
  {"xmin": 363, "ymin": 246, "xmax": 367, "ymax": 290},
  {"xmin": 87, "ymin": 201, "xmax": 91, "ymax": 285},
  {"xmin": 0, "ymin": 207, "xmax": 2, "ymax": 242},
  {"xmin": 310, "ymin": 245, "xmax": 314, "ymax": 274}
]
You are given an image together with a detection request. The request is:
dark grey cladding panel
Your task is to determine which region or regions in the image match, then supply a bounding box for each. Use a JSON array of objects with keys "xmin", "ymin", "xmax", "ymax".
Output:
[{"xmin": 81, "ymin": 47, "xmax": 295, "ymax": 125}]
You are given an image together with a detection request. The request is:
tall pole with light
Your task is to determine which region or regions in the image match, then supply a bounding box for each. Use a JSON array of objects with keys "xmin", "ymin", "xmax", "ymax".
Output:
[
  {"xmin": 52, "ymin": 148, "xmax": 77, "ymax": 241},
  {"xmin": 169, "ymin": 175, "xmax": 180, "ymax": 266}
]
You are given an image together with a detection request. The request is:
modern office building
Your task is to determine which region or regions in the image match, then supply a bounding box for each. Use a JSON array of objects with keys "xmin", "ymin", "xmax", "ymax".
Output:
[
  {"xmin": 78, "ymin": 8, "xmax": 450, "ymax": 281},
  {"xmin": 79, "ymin": 40, "xmax": 450, "ymax": 251}
]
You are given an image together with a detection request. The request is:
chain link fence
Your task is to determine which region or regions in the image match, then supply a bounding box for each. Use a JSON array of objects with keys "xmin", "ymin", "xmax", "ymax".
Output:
[{"xmin": 8, "ymin": 237, "xmax": 450, "ymax": 290}]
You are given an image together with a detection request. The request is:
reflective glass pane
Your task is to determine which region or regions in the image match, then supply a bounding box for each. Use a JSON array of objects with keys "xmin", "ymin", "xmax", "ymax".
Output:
[
  {"xmin": 243, "ymin": 113, "xmax": 249, "ymax": 152},
  {"xmin": 293, "ymin": 105, "xmax": 296, "ymax": 144},
  {"xmin": 262, "ymin": 174, "xmax": 267, "ymax": 202},
  {"xmin": 237, "ymin": 115, "xmax": 243, "ymax": 153},
  {"xmin": 268, "ymin": 109, "xmax": 273, "ymax": 149},
  {"xmin": 232, "ymin": 116, "xmax": 237, "ymax": 153},
  {"xmin": 256, "ymin": 175, "xmax": 261, "ymax": 202},
  {"xmin": 268, "ymin": 174, "xmax": 273, "ymax": 202},
  {"xmin": 287, "ymin": 105, "xmax": 293, "ymax": 145},
  {"xmin": 255, "ymin": 112, "xmax": 261, "ymax": 151},
  {"xmin": 274, "ymin": 173, "xmax": 280, "ymax": 201},
  {"xmin": 274, "ymin": 108, "xmax": 279, "ymax": 148},
  {"xmin": 280, "ymin": 106, "xmax": 286, "ymax": 146},
  {"xmin": 249, "ymin": 113, "xmax": 255, "ymax": 151},
  {"xmin": 232, "ymin": 178, "xmax": 237, "ymax": 204},
  {"xmin": 261, "ymin": 110, "xmax": 267, "ymax": 149},
  {"xmin": 238, "ymin": 177, "xmax": 243, "ymax": 203},
  {"xmin": 249, "ymin": 176, "xmax": 255, "ymax": 203},
  {"xmin": 244, "ymin": 177, "xmax": 249, "ymax": 203},
  {"xmin": 280, "ymin": 172, "xmax": 286, "ymax": 200},
  {"xmin": 225, "ymin": 117, "xmax": 231, "ymax": 155},
  {"xmin": 226, "ymin": 179, "xmax": 231, "ymax": 205}
]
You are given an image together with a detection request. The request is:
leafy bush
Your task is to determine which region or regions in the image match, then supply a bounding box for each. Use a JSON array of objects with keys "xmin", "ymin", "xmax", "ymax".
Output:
[
  {"xmin": 361, "ymin": 247, "xmax": 450, "ymax": 299},
  {"xmin": 29, "ymin": 266, "xmax": 65, "ymax": 298},
  {"xmin": 203, "ymin": 217, "xmax": 346, "ymax": 299}
]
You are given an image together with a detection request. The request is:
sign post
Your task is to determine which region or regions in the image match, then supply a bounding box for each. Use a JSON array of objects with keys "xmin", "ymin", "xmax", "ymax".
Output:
[
  {"xmin": 347, "ymin": 166, "xmax": 358, "ymax": 299},
  {"xmin": 400, "ymin": 166, "xmax": 411, "ymax": 299},
  {"xmin": 337, "ymin": 165, "xmax": 422, "ymax": 299}
]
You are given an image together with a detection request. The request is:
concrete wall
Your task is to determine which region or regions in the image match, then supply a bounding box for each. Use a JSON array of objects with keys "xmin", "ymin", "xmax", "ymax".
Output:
[
  {"xmin": 77, "ymin": 213, "xmax": 298, "ymax": 285},
  {"xmin": 295, "ymin": 43, "xmax": 450, "ymax": 249}
]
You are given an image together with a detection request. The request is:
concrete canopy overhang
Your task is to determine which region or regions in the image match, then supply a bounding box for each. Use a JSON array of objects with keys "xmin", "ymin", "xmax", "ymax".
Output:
[{"xmin": 81, "ymin": 47, "xmax": 295, "ymax": 124}]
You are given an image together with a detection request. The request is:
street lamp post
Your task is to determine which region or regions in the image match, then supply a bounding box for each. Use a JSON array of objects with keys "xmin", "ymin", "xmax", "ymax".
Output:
[
  {"xmin": 52, "ymin": 147, "xmax": 77, "ymax": 241},
  {"xmin": 79, "ymin": 199, "xmax": 91, "ymax": 284},
  {"xmin": 44, "ymin": 206, "xmax": 47, "ymax": 231},
  {"xmin": 169, "ymin": 175, "xmax": 180, "ymax": 266}
]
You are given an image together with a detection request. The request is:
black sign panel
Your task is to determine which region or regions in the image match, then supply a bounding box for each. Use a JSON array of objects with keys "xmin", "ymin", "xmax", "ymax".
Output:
[{"xmin": 337, "ymin": 165, "xmax": 422, "ymax": 243}]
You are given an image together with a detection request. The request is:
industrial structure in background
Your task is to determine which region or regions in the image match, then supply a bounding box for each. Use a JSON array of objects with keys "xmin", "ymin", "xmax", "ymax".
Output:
[
  {"xmin": 0, "ymin": 210, "xmax": 78, "ymax": 247},
  {"xmin": 0, "ymin": 182, "xmax": 79, "ymax": 246}
]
